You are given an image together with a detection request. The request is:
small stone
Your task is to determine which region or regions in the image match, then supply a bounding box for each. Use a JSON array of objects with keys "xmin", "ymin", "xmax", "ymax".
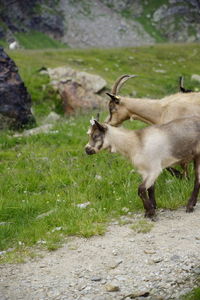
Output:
[
  {"xmin": 144, "ymin": 249, "xmax": 156, "ymax": 254},
  {"xmin": 91, "ymin": 277, "xmax": 102, "ymax": 282},
  {"xmin": 105, "ymin": 283, "xmax": 120, "ymax": 292},
  {"xmin": 77, "ymin": 284, "xmax": 87, "ymax": 291},
  {"xmin": 76, "ymin": 202, "xmax": 90, "ymax": 209},
  {"xmin": 112, "ymin": 250, "xmax": 118, "ymax": 256},
  {"xmin": 194, "ymin": 267, "xmax": 200, "ymax": 274},
  {"xmin": 171, "ymin": 255, "xmax": 180, "ymax": 261},
  {"xmin": 36, "ymin": 209, "xmax": 57, "ymax": 219},
  {"xmin": 122, "ymin": 207, "xmax": 129, "ymax": 213},
  {"xmin": 122, "ymin": 291, "xmax": 150, "ymax": 299},
  {"xmin": 43, "ymin": 112, "xmax": 60, "ymax": 124},
  {"xmin": 153, "ymin": 257, "xmax": 163, "ymax": 263},
  {"xmin": 107, "ymin": 259, "xmax": 122, "ymax": 269},
  {"xmin": 95, "ymin": 175, "xmax": 102, "ymax": 180},
  {"xmin": 191, "ymin": 74, "xmax": 200, "ymax": 83}
]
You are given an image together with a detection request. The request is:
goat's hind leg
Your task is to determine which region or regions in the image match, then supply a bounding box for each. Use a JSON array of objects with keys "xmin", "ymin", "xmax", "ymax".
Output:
[
  {"xmin": 138, "ymin": 184, "xmax": 155, "ymax": 218},
  {"xmin": 186, "ymin": 156, "xmax": 200, "ymax": 212},
  {"xmin": 166, "ymin": 167, "xmax": 182, "ymax": 178},
  {"xmin": 138, "ymin": 166, "xmax": 161, "ymax": 218}
]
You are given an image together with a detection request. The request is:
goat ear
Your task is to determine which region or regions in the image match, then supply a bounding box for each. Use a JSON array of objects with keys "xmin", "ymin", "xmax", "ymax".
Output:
[
  {"xmin": 106, "ymin": 92, "xmax": 120, "ymax": 104},
  {"xmin": 94, "ymin": 120, "xmax": 107, "ymax": 132},
  {"xmin": 96, "ymin": 112, "xmax": 100, "ymax": 121}
]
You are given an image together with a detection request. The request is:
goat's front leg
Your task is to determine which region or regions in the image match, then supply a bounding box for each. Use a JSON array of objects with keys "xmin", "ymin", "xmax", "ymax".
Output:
[
  {"xmin": 148, "ymin": 185, "xmax": 156, "ymax": 209},
  {"xmin": 186, "ymin": 157, "xmax": 200, "ymax": 212},
  {"xmin": 138, "ymin": 184, "xmax": 155, "ymax": 218}
]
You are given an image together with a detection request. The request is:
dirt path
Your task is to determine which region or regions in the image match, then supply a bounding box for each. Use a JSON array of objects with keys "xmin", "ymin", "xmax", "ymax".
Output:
[{"xmin": 1, "ymin": 205, "xmax": 200, "ymax": 300}]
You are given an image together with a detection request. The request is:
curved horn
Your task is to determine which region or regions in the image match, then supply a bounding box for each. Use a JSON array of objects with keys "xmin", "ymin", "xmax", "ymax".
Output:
[{"xmin": 111, "ymin": 74, "xmax": 137, "ymax": 95}]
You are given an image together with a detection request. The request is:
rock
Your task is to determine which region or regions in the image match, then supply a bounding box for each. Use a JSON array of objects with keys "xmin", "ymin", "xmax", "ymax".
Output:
[
  {"xmin": 153, "ymin": 69, "xmax": 166, "ymax": 73},
  {"xmin": 91, "ymin": 277, "xmax": 102, "ymax": 282},
  {"xmin": 193, "ymin": 267, "xmax": 200, "ymax": 275},
  {"xmin": 43, "ymin": 66, "xmax": 107, "ymax": 114},
  {"xmin": 43, "ymin": 112, "xmax": 61, "ymax": 124},
  {"xmin": 0, "ymin": 47, "xmax": 35, "ymax": 129},
  {"xmin": 153, "ymin": 257, "xmax": 163, "ymax": 263},
  {"xmin": 107, "ymin": 259, "xmax": 122, "ymax": 269},
  {"xmin": 0, "ymin": 222, "xmax": 13, "ymax": 226},
  {"xmin": 153, "ymin": 5, "xmax": 168, "ymax": 22},
  {"xmin": 95, "ymin": 175, "xmax": 103, "ymax": 180},
  {"xmin": 122, "ymin": 290, "xmax": 150, "ymax": 299},
  {"xmin": 105, "ymin": 282, "xmax": 120, "ymax": 292},
  {"xmin": 76, "ymin": 202, "xmax": 90, "ymax": 209},
  {"xmin": 1, "ymin": 1, "xmax": 64, "ymax": 40},
  {"xmin": 59, "ymin": 80, "xmax": 105, "ymax": 114},
  {"xmin": 47, "ymin": 67, "xmax": 107, "ymax": 93},
  {"xmin": 191, "ymin": 74, "xmax": 200, "ymax": 83},
  {"xmin": 36, "ymin": 209, "xmax": 57, "ymax": 220},
  {"xmin": 170, "ymin": 255, "xmax": 180, "ymax": 261},
  {"xmin": 14, "ymin": 124, "xmax": 53, "ymax": 137},
  {"xmin": 144, "ymin": 249, "xmax": 156, "ymax": 255}
]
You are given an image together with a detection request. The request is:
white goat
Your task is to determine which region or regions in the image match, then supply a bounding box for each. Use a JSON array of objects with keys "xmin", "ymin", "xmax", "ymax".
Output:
[
  {"xmin": 85, "ymin": 117, "xmax": 200, "ymax": 218},
  {"xmin": 9, "ymin": 41, "xmax": 18, "ymax": 50}
]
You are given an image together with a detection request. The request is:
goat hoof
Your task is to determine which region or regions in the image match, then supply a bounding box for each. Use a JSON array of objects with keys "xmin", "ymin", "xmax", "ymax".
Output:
[
  {"xmin": 144, "ymin": 210, "xmax": 155, "ymax": 219},
  {"xmin": 186, "ymin": 206, "xmax": 194, "ymax": 213}
]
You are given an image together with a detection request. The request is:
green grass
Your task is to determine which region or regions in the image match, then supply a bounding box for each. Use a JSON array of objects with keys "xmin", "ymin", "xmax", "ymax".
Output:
[
  {"xmin": 0, "ymin": 43, "xmax": 200, "ymax": 262},
  {"xmin": 131, "ymin": 219, "xmax": 154, "ymax": 233},
  {"xmin": 0, "ymin": 31, "xmax": 67, "ymax": 50},
  {"xmin": 6, "ymin": 43, "xmax": 200, "ymax": 121},
  {"xmin": 0, "ymin": 114, "xmax": 196, "ymax": 262},
  {"xmin": 182, "ymin": 287, "xmax": 200, "ymax": 300},
  {"xmin": 15, "ymin": 31, "xmax": 68, "ymax": 49}
]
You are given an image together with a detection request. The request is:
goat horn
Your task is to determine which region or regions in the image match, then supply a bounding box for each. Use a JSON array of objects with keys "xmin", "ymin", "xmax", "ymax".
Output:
[{"xmin": 111, "ymin": 74, "xmax": 138, "ymax": 95}]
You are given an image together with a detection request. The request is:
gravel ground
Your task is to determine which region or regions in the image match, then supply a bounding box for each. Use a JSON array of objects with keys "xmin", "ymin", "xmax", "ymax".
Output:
[{"xmin": 1, "ymin": 205, "xmax": 200, "ymax": 300}]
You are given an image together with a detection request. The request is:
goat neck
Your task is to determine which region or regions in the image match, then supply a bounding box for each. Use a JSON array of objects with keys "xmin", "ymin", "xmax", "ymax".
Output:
[
  {"xmin": 119, "ymin": 96, "xmax": 162, "ymax": 125},
  {"xmin": 106, "ymin": 125, "xmax": 139, "ymax": 159}
]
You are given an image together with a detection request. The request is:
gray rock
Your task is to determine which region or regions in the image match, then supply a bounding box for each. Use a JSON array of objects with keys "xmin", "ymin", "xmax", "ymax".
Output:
[
  {"xmin": 91, "ymin": 277, "xmax": 102, "ymax": 282},
  {"xmin": 14, "ymin": 124, "xmax": 53, "ymax": 137},
  {"xmin": 43, "ymin": 112, "xmax": 61, "ymax": 124},
  {"xmin": 191, "ymin": 74, "xmax": 200, "ymax": 83},
  {"xmin": 0, "ymin": 47, "xmax": 35, "ymax": 129}
]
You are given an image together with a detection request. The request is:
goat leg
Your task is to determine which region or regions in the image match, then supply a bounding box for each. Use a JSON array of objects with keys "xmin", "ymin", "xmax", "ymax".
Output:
[
  {"xmin": 138, "ymin": 184, "xmax": 155, "ymax": 218},
  {"xmin": 166, "ymin": 167, "xmax": 182, "ymax": 178},
  {"xmin": 180, "ymin": 162, "xmax": 189, "ymax": 179},
  {"xmin": 147, "ymin": 185, "xmax": 156, "ymax": 209},
  {"xmin": 186, "ymin": 157, "xmax": 200, "ymax": 212}
]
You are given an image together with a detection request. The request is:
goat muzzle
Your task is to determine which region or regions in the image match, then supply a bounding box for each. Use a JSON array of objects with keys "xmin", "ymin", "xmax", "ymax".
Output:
[{"xmin": 85, "ymin": 146, "xmax": 96, "ymax": 155}]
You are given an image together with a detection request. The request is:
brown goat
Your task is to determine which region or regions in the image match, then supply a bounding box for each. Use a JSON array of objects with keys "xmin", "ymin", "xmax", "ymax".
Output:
[{"xmin": 106, "ymin": 75, "xmax": 200, "ymax": 126}]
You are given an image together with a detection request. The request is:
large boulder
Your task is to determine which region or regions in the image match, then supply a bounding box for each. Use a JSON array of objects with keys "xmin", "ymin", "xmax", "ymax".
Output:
[
  {"xmin": 44, "ymin": 66, "xmax": 107, "ymax": 114},
  {"xmin": 0, "ymin": 47, "xmax": 35, "ymax": 129}
]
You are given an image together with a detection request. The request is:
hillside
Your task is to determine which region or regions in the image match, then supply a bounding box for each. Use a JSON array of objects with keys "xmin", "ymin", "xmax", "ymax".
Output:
[{"xmin": 0, "ymin": 0, "xmax": 200, "ymax": 48}]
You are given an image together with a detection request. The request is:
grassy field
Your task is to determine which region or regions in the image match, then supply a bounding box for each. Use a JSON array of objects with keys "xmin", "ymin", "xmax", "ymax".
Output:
[{"xmin": 0, "ymin": 43, "xmax": 200, "ymax": 264}]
